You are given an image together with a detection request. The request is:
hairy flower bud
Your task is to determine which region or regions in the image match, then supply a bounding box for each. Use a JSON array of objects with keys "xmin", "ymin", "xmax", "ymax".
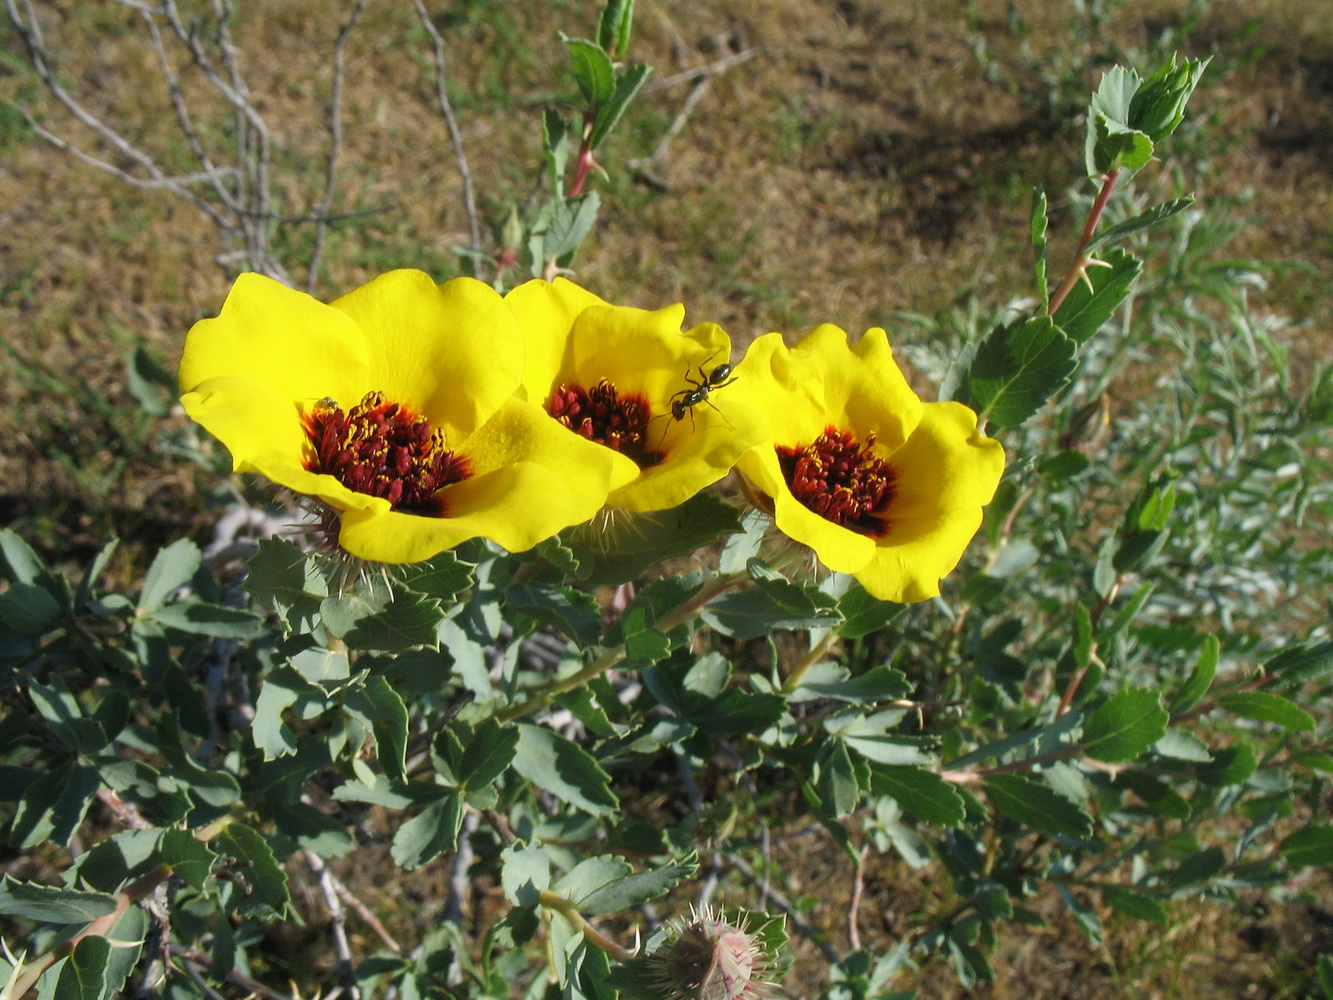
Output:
[{"xmin": 649, "ymin": 906, "xmax": 780, "ymax": 1000}]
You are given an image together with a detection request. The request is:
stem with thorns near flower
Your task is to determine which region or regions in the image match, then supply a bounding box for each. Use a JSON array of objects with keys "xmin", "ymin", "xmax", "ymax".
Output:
[{"xmin": 1048, "ymin": 167, "xmax": 1122, "ymax": 315}]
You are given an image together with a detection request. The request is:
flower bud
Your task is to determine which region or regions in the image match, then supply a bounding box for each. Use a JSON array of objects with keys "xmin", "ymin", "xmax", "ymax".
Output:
[{"xmin": 649, "ymin": 906, "xmax": 780, "ymax": 1000}]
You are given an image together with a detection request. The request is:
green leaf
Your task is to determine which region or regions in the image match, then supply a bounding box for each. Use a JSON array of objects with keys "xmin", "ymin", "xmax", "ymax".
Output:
[
  {"xmin": 506, "ymin": 583, "xmax": 601, "ymax": 649},
  {"xmin": 457, "ymin": 719, "xmax": 520, "ymax": 792},
  {"xmin": 344, "ymin": 676, "xmax": 410, "ymax": 784},
  {"xmin": 29, "ymin": 677, "xmax": 107, "ymax": 753},
  {"xmin": 565, "ymin": 36, "xmax": 616, "ymax": 105},
  {"xmin": 589, "ymin": 63, "xmax": 652, "ymax": 149},
  {"xmin": 1085, "ymin": 65, "xmax": 1156, "ymax": 175},
  {"xmin": 789, "ymin": 664, "xmax": 910, "ymax": 705},
  {"xmin": 126, "ymin": 344, "xmax": 175, "ymax": 416},
  {"xmin": 344, "ymin": 588, "xmax": 444, "ymax": 652},
  {"xmin": 269, "ymin": 802, "xmax": 354, "ymax": 857},
  {"xmin": 965, "ymin": 315, "xmax": 1077, "ymax": 429},
  {"xmin": 138, "ymin": 538, "xmax": 201, "ymax": 613},
  {"xmin": 596, "ymin": 0, "xmax": 634, "ymax": 57},
  {"xmin": 218, "ymin": 823, "xmax": 290, "ymax": 918},
  {"xmin": 540, "ymin": 191, "xmax": 601, "ymax": 262},
  {"xmin": 1216, "ymin": 691, "xmax": 1315, "ymax": 731},
  {"xmin": 1319, "ymin": 954, "xmax": 1333, "ymax": 1000},
  {"xmin": 1051, "ymin": 248, "xmax": 1142, "ymax": 344},
  {"xmin": 1101, "ymin": 886, "xmax": 1168, "ymax": 926},
  {"xmin": 513, "ymin": 724, "xmax": 618, "ymax": 816},
  {"xmin": 1161, "ymin": 846, "xmax": 1225, "ymax": 891},
  {"xmin": 1031, "ymin": 187, "xmax": 1050, "ymax": 310},
  {"xmin": 870, "ymin": 766, "xmax": 966, "ymax": 827},
  {"xmin": 501, "ymin": 843, "xmax": 550, "ymax": 907},
  {"xmin": 984, "ymin": 773, "xmax": 1093, "ymax": 838},
  {"xmin": 557, "ymin": 492, "xmax": 743, "ymax": 588},
  {"xmin": 245, "ymin": 538, "xmax": 327, "ymax": 628},
  {"xmin": 1153, "ymin": 730, "xmax": 1212, "ymax": 762},
  {"xmin": 702, "ymin": 561, "xmax": 842, "ymax": 639},
  {"xmin": 54, "ymin": 935, "xmax": 108, "ymax": 1000},
  {"xmin": 390, "ymin": 794, "xmax": 463, "ymax": 869},
  {"xmin": 0, "ymin": 877, "xmax": 117, "ymax": 923},
  {"xmin": 148, "ymin": 600, "xmax": 266, "ymax": 639},
  {"xmin": 1266, "ymin": 639, "xmax": 1333, "ymax": 689},
  {"xmin": 0, "ymin": 582, "xmax": 62, "ymax": 635},
  {"xmin": 1196, "ymin": 743, "xmax": 1257, "ymax": 787},
  {"xmin": 1171, "ymin": 635, "xmax": 1218, "ymax": 714},
  {"xmin": 1280, "ymin": 827, "xmax": 1333, "ymax": 869},
  {"xmin": 577, "ymin": 857, "xmax": 696, "ymax": 916},
  {"xmin": 837, "ymin": 584, "xmax": 906, "ymax": 639},
  {"xmin": 1084, "ymin": 198, "xmax": 1194, "ymax": 255},
  {"xmin": 1082, "ymin": 690, "xmax": 1168, "ymax": 762},
  {"xmin": 161, "ymin": 828, "xmax": 217, "ymax": 892},
  {"xmin": 1128, "ymin": 55, "xmax": 1209, "ymax": 142},
  {"xmin": 157, "ymin": 715, "xmax": 242, "ymax": 809},
  {"xmin": 542, "ymin": 110, "xmax": 569, "ymax": 195}
]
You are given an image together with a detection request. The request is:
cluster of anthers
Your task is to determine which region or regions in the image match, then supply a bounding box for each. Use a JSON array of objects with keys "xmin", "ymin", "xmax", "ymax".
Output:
[
  {"xmin": 777, "ymin": 427, "xmax": 895, "ymax": 536},
  {"xmin": 303, "ymin": 392, "xmax": 471, "ymax": 517}
]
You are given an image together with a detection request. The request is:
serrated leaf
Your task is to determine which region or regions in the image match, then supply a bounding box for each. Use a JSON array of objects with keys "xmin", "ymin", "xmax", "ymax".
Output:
[
  {"xmin": 1051, "ymin": 248, "xmax": 1142, "ymax": 344},
  {"xmin": 269, "ymin": 802, "xmax": 354, "ymax": 857},
  {"xmin": 870, "ymin": 766, "xmax": 966, "ymax": 827},
  {"xmin": 399, "ymin": 550, "xmax": 474, "ymax": 605},
  {"xmin": 162, "ymin": 828, "xmax": 217, "ymax": 892},
  {"xmin": 1196, "ymin": 743, "xmax": 1257, "ymax": 786},
  {"xmin": 984, "ymin": 773, "xmax": 1093, "ymax": 838},
  {"xmin": 138, "ymin": 538, "xmax": 201, "ymax": 613},
  {"xmin": 837, "ymin": 584, "xmax": 906, "ymax": 639},
  {"xmin": 458, "ymin": 719, "xmax": 519, "ymax": 792},
  {"xmin": 1162, "ymin": 846, "xmax": 1225, "ymax": 891},
  {"xmin": 558, "ymin": 492, "xmax": 743, "ymax": 588},
  {"xmin": 589, "ymin": 63, "xmax": 652, "ymax": 149},
  {"xmin": 1217, "ymin": 691, "xmax": 1315, "ymax": 731},
  {"xmin": 506, "ymin": 583, "xmax": 601, "ymax": 649},
  {"xmin": 816, "ymin": 740, "xmax": 862, "ymax": 817},
  {"xmin": 502, "ymin": 843, "xmax": 551, "ymax": 907},
  {"xmin": 148, "ymin": 600, "xmax": 265, "ymax": 639},
  {"xmin": 543, "ymin": 110, "xmax": 569, "ymax": 195},
  {"xmin": 1084, "ymin": 198, "xmax": 1194, "ymax": 255},
  {"xmin": 966, "ymin": 315, "xmax": 1077, "ymax": 428},
  {"xmin": 218, "ymin": 823, "xmax": 289, "ymax": 918},
  {"xmin": 345, "ymin": 588, "xmax": 444, "ymax": 652},
  {"xmin": 158, "ymin": 715, "xmax": 242, "ymax": 809},
  {"xmin": 1031, "ymin": 187, "xmax": 1050, "ymax": 309},
  {"xmin": 541, "ymin": 192, "xmax": 600, "ymax": 262},
  {"xmin": 54, "ymin": 935, "xmax": 108, "ymax": 1000},
  {"xmin": 579, "ymin": 858, "xmax": 696, "ymax": 916},
  {"xmin": 565, "ymin": 36, "xmax": 616, "ymax": 105},
  {"xmin": 1082, "ymin": 689, "xmax": 1168, "ymax": 762},
  {"xmin": 1171, "ymin": 634, "xmax": 1217, "ymax": 714},
  {"xmin": 702, "ymin": 563, "xmax": 842, "ymax": 639},
  {"xmin": 513, "ymin": 724, "xmax": 618, "ymax": 816},
  {"xmin": 390, "ymin": 794, "xmax": 463, "ymax": 869},
  {"xmin": 245, "ymin": 538, "xmax": 327, "ymax": 628},
  {"xmin": 344, "ymin": 676, "xmax": 409, "ymax": 784},
  {"xmin": 1101, "ymin": 886, "xmax": 1168, "ymax": 926},
  {"xmin": 596, "ymin": 0, "xmax": 634, "ymax": 56},
  {"xmin": 0, "ymin": 877, "xmax": 117, "ymax": 923},
  {"xmin": 1280, "ymin": 827, "xmax": 1333, "ymax": 869},
  {"xmin": 1265, "ymin": 639, "xmax": 1333, "ymax": 688}
]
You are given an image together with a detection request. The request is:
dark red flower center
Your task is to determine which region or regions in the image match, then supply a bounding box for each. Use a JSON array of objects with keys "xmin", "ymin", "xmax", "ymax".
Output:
[
  {"xmin": 777, "ymin": 426, "xmax": 895, "ymax": 536},
  {"xmin": 546, "ymin": 378, "xmax": 663, "ymax": 467},
  {"xmin": 302, "ymin": 392, "xmax": 470, "ymax": 517}
]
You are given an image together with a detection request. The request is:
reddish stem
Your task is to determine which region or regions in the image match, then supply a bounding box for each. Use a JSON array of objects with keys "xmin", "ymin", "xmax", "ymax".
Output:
[
  {"xmin": 1048, "ymin": 167, "xmax": 1122, "ymax": 315},
  {"xmin": 567, "ymin": 113, "xmax": 595, "ymax": 198}
]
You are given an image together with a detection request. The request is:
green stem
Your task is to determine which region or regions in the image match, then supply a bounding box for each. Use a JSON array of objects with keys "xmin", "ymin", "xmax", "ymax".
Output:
[
  {"xmin": 781, "ymin": 630, "xmax": 839, "ymax": 695},
  {"xmin": 539, "ymin": 890, "xmax": 635, "ymax": 962},
  {"xmin": 7, "ymin": 814, "xmax": 236, "ymax": 998},
  {"xmin": 491, "ymin": 571, "xmax": 748, "ymax": 724}
]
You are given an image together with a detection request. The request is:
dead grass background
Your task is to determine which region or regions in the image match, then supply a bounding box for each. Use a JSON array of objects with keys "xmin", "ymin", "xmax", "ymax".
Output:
[{"xmin": 2, "ymin": 0, "xmax": 1332, "ymax": 996}]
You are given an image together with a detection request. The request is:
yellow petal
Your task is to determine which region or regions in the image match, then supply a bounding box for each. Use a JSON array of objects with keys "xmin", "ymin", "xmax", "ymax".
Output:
[
  {"xmin": 336, "ymin": 462, "xmax": 578, "ymax": 562},
  {"xmin": 331, "ymin": 270, "xmax": 523, "ymax": 437},
  {"xmin": 504, "ymin": 277, "xmax": 610, "ymax": 403},
  {"xmin": 178, "ymin": 273, "xmax": 371, "ymax": 405},
  {"xmin": 738, "ymin": 449, "xmax": 878, "ymax": 573},
  {"xmin": 853, "ymin": 507, "xmax": 988, "ymax": 603},
  {"xmin": 883, "ymin": 402, "xmax": 1006, "ymax": 519}
]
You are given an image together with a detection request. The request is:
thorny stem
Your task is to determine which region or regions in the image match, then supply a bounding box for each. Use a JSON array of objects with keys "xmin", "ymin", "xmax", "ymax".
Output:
[
  {"xmin": 8, "ymin": 814, "xmax": 236, "ymax": 999},
  {"xmin": 1048, "ymin": 168, "xmax": 1122, "ymax": 315},
  {"xmin": 567, "ymin": 114, "xmax": 596, "ymax": 198},
  {"xmin": 539, "ymin": 890, "xmax": 636, "ymax": 962},
  {"xmin": 491, "ymin": 571, "xmax": 748, "ymax": 724}
]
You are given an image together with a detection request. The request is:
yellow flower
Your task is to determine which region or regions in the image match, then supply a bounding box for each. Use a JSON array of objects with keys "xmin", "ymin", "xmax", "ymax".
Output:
[
  {"xmin": 504, "ymin": 278, "xmax": 768, "ymax": 512},
  {"xmin": 178, "ymin": 270, "xmax": 622, "ymax": 563},
  {"xmin": 731, "ymin": 324, "xmax": 1005, "ymax": 603}
]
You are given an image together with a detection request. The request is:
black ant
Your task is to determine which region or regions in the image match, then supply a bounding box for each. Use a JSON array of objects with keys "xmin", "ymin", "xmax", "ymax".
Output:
[{"xmin": 651, "ymin": 354, "xmax": 737, "ymax": 447}]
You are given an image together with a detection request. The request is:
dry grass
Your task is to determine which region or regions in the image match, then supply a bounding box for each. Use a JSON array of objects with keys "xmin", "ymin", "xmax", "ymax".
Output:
[{"xmin": 3, "ymin": 0, "xmax": 1332, "ymax": 995}]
